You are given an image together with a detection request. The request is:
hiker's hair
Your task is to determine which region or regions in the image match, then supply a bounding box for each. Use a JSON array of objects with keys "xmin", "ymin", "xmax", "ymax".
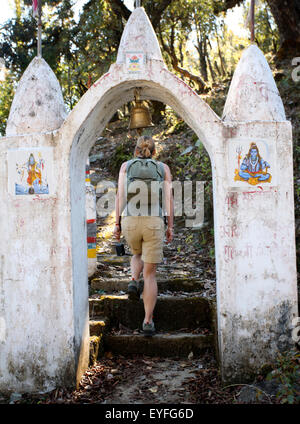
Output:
[{"xmin": 135, "ymin": 136, "xmax": 155, "ymax": 158}]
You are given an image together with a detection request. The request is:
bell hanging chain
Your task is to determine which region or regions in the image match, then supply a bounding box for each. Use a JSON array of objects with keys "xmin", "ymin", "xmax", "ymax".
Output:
[
  {"xmin": 250, "ymin": 0, "xmax": 255, "ymax": 43},
  {"xmin": 37, "ymin": 0, "xmax": 42, "ymax": 57}
]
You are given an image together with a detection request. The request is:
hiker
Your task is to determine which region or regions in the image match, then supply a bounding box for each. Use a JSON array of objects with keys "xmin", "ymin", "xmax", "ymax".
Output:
[{"xmin": 114, "ymin": 135, "xmax": 174, "ymax": 336}]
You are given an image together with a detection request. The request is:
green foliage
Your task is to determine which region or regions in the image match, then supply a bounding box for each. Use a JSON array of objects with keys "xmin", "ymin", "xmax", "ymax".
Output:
[
  {"xmin": 104, "ymin": 134, "xmax": 133, "ymax": 178},
  {"xmin": 266, "ymin": 349, "xmax": 300, "ymax": 404},
  {"xmin": 0, "ymin": 70, "xmax": 16, "ymax": 135},
  {"xmin": 0, "ymin": 0, "xmax": 282, "ymax": 123},
  {"xmin": 253, "ymin": 0, "xmax": 279, "ymax": 54},
  {"xmin": 185, "ymin": 234, "xmax": 194, "ymax": 245},
  {"xmin": 242, "ymin": 0, "xmax": 279, "ymax": 55}
]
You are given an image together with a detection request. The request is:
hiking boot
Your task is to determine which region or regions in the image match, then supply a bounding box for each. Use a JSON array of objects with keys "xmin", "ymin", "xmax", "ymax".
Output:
[
  {"xmin": 142, "ymin": 320, "xmax": 155, "ymax": 337},
  {"xmin": 138, "ymin": 279, "xmax": 144, "ymax": 295},
  {"xmin": 127, "ymin": 279, "xmax": 140, "ymax": 301}
]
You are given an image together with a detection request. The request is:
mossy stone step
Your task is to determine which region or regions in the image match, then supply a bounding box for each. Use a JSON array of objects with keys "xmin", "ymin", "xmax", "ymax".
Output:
[
  {"xmin": 89, "ymin": 335, "xmax": 103, "ymax": 365},
  {"xmin": 90, "ymin": 277, "xmax": 205, "ymax": 293},
  {"xmin": 89, "ymin": 295, "xmax": 213, "ymax": 331},
  {"xmin": 97, "ymin": 254, "xmax": 130, "ymax": 266},
  {"xmin": 90, "ymin": 317, "xmax": 109, "ymax": 336},
  {"xmin": 102, "ymin": 332, "xmax": 214, "ymax": 358},
  {"xmin": 89, "ymin": 317, "xmax": 109, "ymax": 365}
]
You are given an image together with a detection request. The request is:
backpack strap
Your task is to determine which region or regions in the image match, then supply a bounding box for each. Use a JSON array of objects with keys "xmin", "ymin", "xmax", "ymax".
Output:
[
  {"xmin": 126, "ymin": 158, "xmax": 136, "ymax": 174},
  {"xmin": 156, "ymin": 161, "xmax": 165, "ymax": 181}
]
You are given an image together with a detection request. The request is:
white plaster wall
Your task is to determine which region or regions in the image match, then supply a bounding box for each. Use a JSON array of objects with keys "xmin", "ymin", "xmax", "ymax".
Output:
[
  {"xmin": 217, "ymin": 121, "xmax": 298, "ymax": 382},
  {"xmin": 6, "ymin": 57, "xmax": 67, "ymax": 136},
  {"xmin": 0, "ymin": 6, "xmax": 297, "ymax": 391},
  {"xmin": 0, "ymin": 131, "xmax": 76, "ymax": 392},
  {"xmin": 222, "ymin": 45, "xmax": 286, "ymax": 122},
  {"xmin": 0, "ymin": 57, "xmax": 297, "ymax": 390}
]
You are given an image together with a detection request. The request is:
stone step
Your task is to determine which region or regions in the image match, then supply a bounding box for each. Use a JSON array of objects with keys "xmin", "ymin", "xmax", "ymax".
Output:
[
  {"xmin": 89, "ymin": 295, "xmax": 213, "ymax": 331},
  {"xmin": 90, "ymin": 277, "xmax": 205, "ymax": 293},
  {"xmin": 90, "ymin": 317, "xmax": 109, "ymax": 336},
  {"xmin": 102, "ymin": 332, "xmax": 214, "ymax": 358},
  {"xmin": 89, "ymin": 317, "xmax": 109, "ymax": 365},
  {"xmin": 97, "ymin": 254, "xmax": 130, "ymax": 266}
]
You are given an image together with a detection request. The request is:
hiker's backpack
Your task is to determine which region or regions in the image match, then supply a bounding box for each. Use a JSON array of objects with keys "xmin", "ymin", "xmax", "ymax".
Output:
[{"xmin": 125, "ymin": 158, "xmax": 165, "ymax": 215}]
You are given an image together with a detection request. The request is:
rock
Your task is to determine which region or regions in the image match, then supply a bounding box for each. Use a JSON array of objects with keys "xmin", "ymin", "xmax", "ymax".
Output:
[
  {"xmin": 188, "ymin": 351, "xmax": 194, "ymax": 360},
  {"xmin": 180, "ymin": 146, "xmax": 194, "ymax": 155},
  {"xmin": 9, "ymin": 393, "xmax": 22, "ymax": 404},
  {"xmin": 237, "ymin": 385, "xmax": 263, "ymax": 403},
  {"xmin": 236, "ymin": 380, "xmax": 284, "ymax": 403},
  {"xmin": 89, "ymin": 172, "xmax": 102, "ymax": 186},
  {"xmin": 89, "ymin": 153, "xmax": 104, "ymax": 163}
]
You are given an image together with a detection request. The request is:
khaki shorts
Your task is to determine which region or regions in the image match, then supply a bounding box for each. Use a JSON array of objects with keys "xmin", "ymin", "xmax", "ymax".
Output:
[{"xmin": 121, "ymin": 216, "xmax": 164, "ymax": 264}]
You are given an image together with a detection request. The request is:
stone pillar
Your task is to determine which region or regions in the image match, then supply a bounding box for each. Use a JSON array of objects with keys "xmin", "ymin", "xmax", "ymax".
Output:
[
  {"xmin": 0, "ymin": 57, "xmax": 81, "ymax": 393},
  {"xmin": 85, "ymin": 160, "xmax": 97, "ymax": 277},
  {"xmin": 217, "ymin": 44, "xmax": 298, "ymax": 382}
]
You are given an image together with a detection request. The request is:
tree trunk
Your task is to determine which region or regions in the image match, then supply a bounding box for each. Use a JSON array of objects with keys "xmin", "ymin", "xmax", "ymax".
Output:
[
  {"xmin": 158, "ymin": 24, "xmax": 207, "ymax": 92},
  {"xmin": 213, "ymin": 0, "xmax": 300, "ymax": 57},
  {"xmin": 266, "ymin": 0, "xmax": 300, "ymax": 44},
  {"xmin": 216, "ymin": 34, "xmax": 226, "ymax": 76},
  {"xmin": 196, "ymin": 40, "xmax": 208, "ymax": 82},
  {"xmin": 151, "ymin": 100, "xmax": 166, "ymax": 124},
  {"xmin": 214, "ymin": 60, "xmax": 221, "ymax": 76},
  {"xmin": 207, "ymin": 54, "xmax": 216, "ymax": 83}
]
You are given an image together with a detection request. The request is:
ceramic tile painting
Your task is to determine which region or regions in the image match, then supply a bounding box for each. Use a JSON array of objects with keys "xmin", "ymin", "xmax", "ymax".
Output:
[
  {"xmin": 8, "ymin": 147, "xmax": 53, "ymax": 195},
  {"xmin": 125, "ymin": 52, "xmax": 146, "ymax": 73},
  {"xmin": 227, "ymin": 138, "xmax": 277, "ymax": 188}
]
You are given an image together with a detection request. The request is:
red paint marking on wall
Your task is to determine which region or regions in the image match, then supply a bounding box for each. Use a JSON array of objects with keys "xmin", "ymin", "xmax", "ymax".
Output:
[
  {"xmin": 224, "ymin": 241, "xmax": 280, "ymax": 263},
  {"xmin": 220, "ymin": 225, "xmax": 240, "ymax": 238},
  {"xmin": 224, "ymin": 244, "xmax": 253, "ymax": 262},
  {"xmin": 93, "ymin": 72, "xmax": 111, "ymax": 88},
  {"xmin": 226, "ymin": 187, "xmax": 277, "ymax": 210},
  {"xmin": 160, "ymin": 68, "xmax": 198, "ymax": 97},
  {"xmin": 225, "ymin": 193, "xmax": 238, "ymax": 209}
]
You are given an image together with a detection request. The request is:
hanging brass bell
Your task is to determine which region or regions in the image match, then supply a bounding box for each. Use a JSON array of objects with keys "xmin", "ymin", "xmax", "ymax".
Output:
[
  {"xmin": 129, "ymin": 100, "xmax": 154, "ymax": 130},
  {"xmin": 129, "ymin": 87, "xmax": 154, "ymax": 130}
]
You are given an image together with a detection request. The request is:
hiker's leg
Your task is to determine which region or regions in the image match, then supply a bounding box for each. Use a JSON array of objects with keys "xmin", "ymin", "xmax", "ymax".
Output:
[
  {"xmin": 143, "ymin": 262, "xmax": 157, "ymax": 323},
  {"xmin": 131, "ymin": 254, "xmax": 143, "ymax": 281}
]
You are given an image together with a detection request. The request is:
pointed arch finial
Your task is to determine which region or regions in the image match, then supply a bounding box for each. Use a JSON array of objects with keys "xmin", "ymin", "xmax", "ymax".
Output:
[{"xmin": 116, "ymin": 7, "xmax": 164, "ymax": 64}]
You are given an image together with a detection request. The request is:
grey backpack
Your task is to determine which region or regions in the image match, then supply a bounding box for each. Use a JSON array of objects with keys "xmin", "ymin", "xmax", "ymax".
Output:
[{"xmin": 126, "ymin": 158, "xmax": 165, "ymax": 212}]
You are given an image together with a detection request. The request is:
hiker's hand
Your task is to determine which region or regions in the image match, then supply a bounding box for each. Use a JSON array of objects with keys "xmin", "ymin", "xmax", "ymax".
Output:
[
  {"xmin": 166, "ymin": 227, "xmax": 173, "ymax": 243},
  {"xmin": 114, "ymin": 225, "xmax": 121, "ymax": 241}
]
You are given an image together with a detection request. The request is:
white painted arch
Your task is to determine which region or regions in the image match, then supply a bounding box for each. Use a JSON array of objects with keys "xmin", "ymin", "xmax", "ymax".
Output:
[
  {"xmin": 0, "ymin": 6, "xmax": 297, "ymax": 392},
  {"xmin": 61, "ymin": 61, "xmax": 226, "ymax": 382}
]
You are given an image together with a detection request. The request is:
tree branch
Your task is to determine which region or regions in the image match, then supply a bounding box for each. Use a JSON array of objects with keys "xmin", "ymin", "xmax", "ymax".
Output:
[
  {"xmin": 108, "ymin": 0, "xmax": 172, "ymax": 31},
  {"xmin": 107, "ymin": 0, "xmax": 131, "ymax": 21},
  {"xmin": 212, "ymin": 0, "xmax": 244, "ymax": 14},
  {"xmin": 148, "ymin": 0, "xmax": 173, "ymax": 30},
  {"xmin": 158, "ymin": 24, "xmax": 206, "ymax": 92}
]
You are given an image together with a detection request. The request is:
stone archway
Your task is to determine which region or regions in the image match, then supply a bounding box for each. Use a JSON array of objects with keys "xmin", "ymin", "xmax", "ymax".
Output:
[
  {"xmin": 0, "ymin": 6, "xmax": 297, "ymax": 392},
  {"xmin": 62, "ymin": 71, "xmax": 224, "ymax": 385}
]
